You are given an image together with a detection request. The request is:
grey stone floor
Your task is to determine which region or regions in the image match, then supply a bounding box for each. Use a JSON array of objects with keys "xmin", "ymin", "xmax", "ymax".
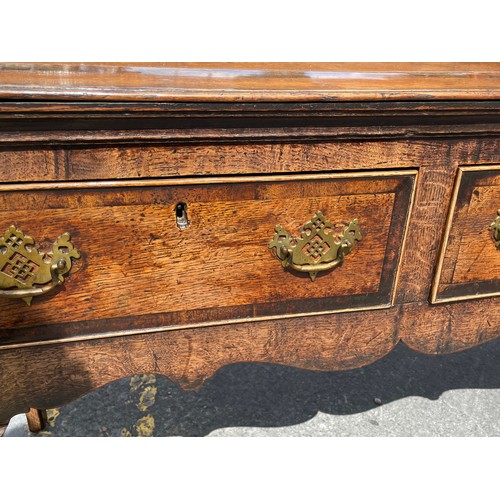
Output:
[{"xmin": 5, "ymin": 338, "xmax": 500, "ymax": 437}]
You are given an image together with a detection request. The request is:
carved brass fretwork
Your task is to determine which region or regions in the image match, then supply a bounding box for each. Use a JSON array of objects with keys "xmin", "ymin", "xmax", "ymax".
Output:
[
  {"xmin": 490, "ymin": 210, "xmax": 500, "ymax": 249},
  {"xmin": 268, "ymin": 211, "xmax": 362, "ymax": 281},
  {"xmin": 0, "ymin": 225, "xmax": 80, "ymax": 304}
]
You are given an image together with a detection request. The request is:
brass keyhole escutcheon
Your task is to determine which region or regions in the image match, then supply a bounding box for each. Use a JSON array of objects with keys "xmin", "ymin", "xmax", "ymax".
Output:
[{"xmin": 175, "ymin": 202, "xmax": 189, "ymax": 230}]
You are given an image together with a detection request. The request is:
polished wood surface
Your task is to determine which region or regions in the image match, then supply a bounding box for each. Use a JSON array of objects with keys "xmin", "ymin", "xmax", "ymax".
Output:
[
  {"xmin": 0, "ymin": 63, "xmax": 499, "ymax": 102},
  {"xmin": 0, "ymin": 63, "xmax": 498, "ymax": 427}
]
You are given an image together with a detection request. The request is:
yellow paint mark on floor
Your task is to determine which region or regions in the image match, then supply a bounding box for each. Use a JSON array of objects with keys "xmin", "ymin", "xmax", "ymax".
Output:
[
  {"xmin": 121, "ymin": 374, "xmax": 158, "ymax": 436},
  {"xmin": 36, "ymin": 430, "xmax": 53, "ymax": 437},
  {"xmin": 137, "ymin": 385, "xmax": 157, "ymax": 412},
  {"xmin": 129, "ymin": 373, "xmax": 157, "ymax": 411},
  {"xmin": 130, "ymin": 374, "xmax": 156, "ymax": 392},
  {"xmin": 46, "ymin": 408, "xmax": 60, "ymax": 428},
  {"xmin": 134, "ymin": 415, "xmax": 155, "ymax": 437},
  {"xmin": 31, "ymin": 373, "xmax": 159, "ymax": 437}
]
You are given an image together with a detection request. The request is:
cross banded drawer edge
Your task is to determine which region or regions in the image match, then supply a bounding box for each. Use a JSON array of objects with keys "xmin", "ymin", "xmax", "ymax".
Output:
[
  {"xmin": 0, "ymin": 170, "xmax": 417, "ymax": 349},
  {"xmin": 431, "ymin": 164, "xmax": 500, "ymax": 304}
]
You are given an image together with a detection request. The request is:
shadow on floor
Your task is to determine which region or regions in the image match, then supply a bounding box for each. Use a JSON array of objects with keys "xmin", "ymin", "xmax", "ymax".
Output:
[{"xmin": 22, "ymin": 337, "xmax": 500, "ymax": 436}]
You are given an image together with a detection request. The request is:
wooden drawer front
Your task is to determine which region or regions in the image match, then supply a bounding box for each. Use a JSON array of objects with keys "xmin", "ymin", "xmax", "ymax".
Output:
[
  {"xmin": 432, "ymin": 165, "xmax": 500, "ymax": 303},
  {"xmin": 0, "ymin": 171, "xmax": 415, "ymax": 348}
]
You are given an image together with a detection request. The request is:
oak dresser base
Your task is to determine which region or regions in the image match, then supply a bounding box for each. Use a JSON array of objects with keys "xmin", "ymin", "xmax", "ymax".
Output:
[{"xmin": 0, "ymin": 63, "xmax": 499, "ymax": 429}]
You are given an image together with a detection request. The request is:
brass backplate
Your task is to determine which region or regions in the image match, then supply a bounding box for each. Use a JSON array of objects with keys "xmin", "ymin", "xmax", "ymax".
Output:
[
  {"xmin": 0, "ymin": 225, "xmax": 80, "ymax": 304},
  {"xmin": 268, "ymin": 211, "xmax": 362, "ymax": 281}
]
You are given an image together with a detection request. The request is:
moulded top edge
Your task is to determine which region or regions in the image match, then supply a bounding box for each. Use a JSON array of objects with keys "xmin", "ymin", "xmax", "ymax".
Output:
[{"xmin": 0, "ymin": 63, "xmax": 499, "ymax": 103}]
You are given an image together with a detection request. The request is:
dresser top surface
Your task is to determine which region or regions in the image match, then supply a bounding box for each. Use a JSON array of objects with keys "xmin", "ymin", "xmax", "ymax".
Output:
[{"xmin": 0, "ymin": 62, "xmax": 499, "ymax": 102}]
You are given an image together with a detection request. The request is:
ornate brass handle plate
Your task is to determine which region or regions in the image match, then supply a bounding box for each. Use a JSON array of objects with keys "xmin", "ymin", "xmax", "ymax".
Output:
[
  {"xmin": 0, "ymin": 225, "xmax": 80, "ymax": 304},
  {"xmin": 490, "ymin": 210, "xmax": 500, "ymax": 249},
  {"xmin": 268, "ymin": 211, "xmax": 362, "ymax": 281}
]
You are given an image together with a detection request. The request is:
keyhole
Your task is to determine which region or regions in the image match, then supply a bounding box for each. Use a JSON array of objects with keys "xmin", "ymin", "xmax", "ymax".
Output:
[{"xmin": 175, "ymin": 202, "xmax": 189, "ymax": 229}]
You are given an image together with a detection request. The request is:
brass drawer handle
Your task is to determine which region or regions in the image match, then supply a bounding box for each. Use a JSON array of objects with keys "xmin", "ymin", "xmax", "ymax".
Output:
[
  {"xmin": 268, "ymin": 211, "xmax": 362, "ymax": 281},
  {"xmin": 0, "ymin": 226, "xmax": 80, "ymax": 305},
  {"xmin": 490, "ymin": 210, "xmax": 500, "ymax": 249}
]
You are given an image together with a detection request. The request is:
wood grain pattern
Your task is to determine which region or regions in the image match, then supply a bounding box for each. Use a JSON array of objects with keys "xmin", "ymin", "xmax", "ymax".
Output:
[
  {"xmin": 1, "ymin": 138, "xmax": 499, "ymax": 183},
  {"xmin": 1, "ymin": 297, "xmax": 498, "ymax": 424},
  {"xmin": 395, "ymin": 164, "xmax": 459, "ymax": 303},
  {"xmin": 1, "ymin": 99, "xmax": 499, "ymax": 115},
  {"xmin": 0, "ymin": 306, "xmax": 403, "ymax": 421},
  {"xmin": 393, "ymin": 142, "xmax": 500, "ymax": 304},
  {"xmin": 432, "ymin": 166, "xmax": 500, "ymax": 302},
  {"xmin": 0, "ymin": 148, "xmax": 58, "ymax": 182},
  {"xmin": 0, "ymin": 63, "xmax": 499, "ymax": 102},
  {"xmin": 448, "ymin": 185, "xmax": 499, "ymax": 283},
  {"xmin": 58, "ymin": 140, "xmax": 500, "ymax": 181},
  {"xmin": 0, "ymin": 64, "xmax": 498, "ymax": 426},
  {"xmin": 400, "ymin": 298, "xmax": 500, "ymax": 354},
  {"xmin": 0, "ymin": 173, "xmax": 415, "ymax": 347},
  {"xmin": 25, "ymin": 408, "xmax": 46, "ymax": 433},
  {"xmin": 0, "ymin": 124, "xmax": 499, "ymax": 147}
]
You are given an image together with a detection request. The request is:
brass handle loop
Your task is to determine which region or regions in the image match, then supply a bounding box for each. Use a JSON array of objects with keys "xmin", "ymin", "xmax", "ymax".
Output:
[
  {"xmin": 0, "ymin": 259, "xmax": 66, "ymax": 299},
  {"xmin": 0, "ymin": 226, "xmax": 80, "ymax": 305},
  {"xmin": 268, "ymin": 211, "xmax": 362, "ymax": 281}
]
